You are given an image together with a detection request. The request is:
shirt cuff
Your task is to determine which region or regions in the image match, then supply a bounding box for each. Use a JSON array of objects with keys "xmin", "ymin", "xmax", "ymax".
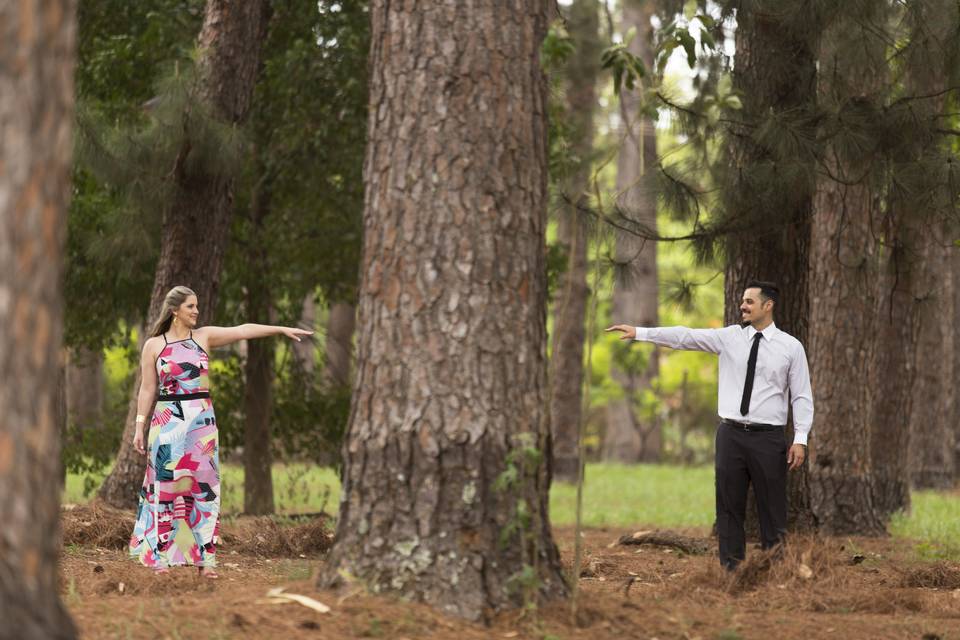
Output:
[
  {"xmin": 634, "ymin": 327, "xmax": 648, "ymax": 341},
  {"xmin": 793, "ymin": 430, "xmax": 809, "ymax": 446}
]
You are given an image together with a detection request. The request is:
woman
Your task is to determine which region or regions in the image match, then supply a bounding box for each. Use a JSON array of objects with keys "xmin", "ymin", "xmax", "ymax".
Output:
[{"xmin": 128, "ymin": 285, "xmax": 312, "ymax": 577}]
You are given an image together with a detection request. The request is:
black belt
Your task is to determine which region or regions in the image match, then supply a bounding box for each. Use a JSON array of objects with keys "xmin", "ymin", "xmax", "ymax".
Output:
[
  {"xmin": 720, "ymin": 418, "xmax": 783, "ymax": 432},
  {"xmin": 158, "ymin": 391, "xmax": 210, "ymax": 401}
]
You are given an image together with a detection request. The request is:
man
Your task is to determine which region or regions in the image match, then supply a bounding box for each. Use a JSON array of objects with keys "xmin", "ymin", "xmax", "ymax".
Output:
[{"xmin": 606, "ymin": 280, "xmax": 813, "ymax": 570}]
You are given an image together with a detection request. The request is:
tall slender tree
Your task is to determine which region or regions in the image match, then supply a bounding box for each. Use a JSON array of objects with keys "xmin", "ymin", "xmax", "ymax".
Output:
[
  {"xmin": 900, "ymin": 0, "xmax": 959, "ymax": 491},
  {"xmin": 909, "ymin": 233, "xmax": 956, "ymax": 488},
  {"xmin": 98, "ymin": 0, "xmax": 271, "ymax": 509},
  {"xmin": 320, "ymin": 0, "xmax": 567, "ymax": 619},
  {"xmin": 550, "ymin": 0, "xmax": 600, "ymax": 481},
  {"xmin": 806, "ymin": 3, "xmax": 887, "ymax": 534},
  {"xmin": 603, "ymin": 0, "xmax": 661, "ymax": 464},
  {"xmin": 0, "ymin": 1, "xmax": 78, "ymax": 637}
]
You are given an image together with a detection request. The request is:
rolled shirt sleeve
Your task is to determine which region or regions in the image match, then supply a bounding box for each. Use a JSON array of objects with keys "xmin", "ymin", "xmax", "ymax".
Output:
[{"xmin": 788, "ymin": 342, "xmax": 814, "ymax": 445}]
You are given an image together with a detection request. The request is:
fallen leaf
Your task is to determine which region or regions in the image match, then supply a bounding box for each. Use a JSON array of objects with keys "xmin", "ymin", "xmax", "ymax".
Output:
[
  {"xmin": 798, "ymin": 563, "xmax": 813, "ymax": 579},
  {"xmin": 265, "ymin": 588, "xmax": 331, "ymax": 614}
]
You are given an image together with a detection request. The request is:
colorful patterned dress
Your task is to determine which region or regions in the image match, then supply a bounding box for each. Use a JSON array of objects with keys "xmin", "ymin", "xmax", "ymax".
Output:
[{"xmin": 129, "ymin": 332, "xmax": 221, "ymax": 568}]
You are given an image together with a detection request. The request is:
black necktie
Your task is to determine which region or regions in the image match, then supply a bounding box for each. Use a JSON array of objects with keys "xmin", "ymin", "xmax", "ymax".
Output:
[{"xmin": 740, "ymin": 332, "xmax": 762, "ymax": 416}]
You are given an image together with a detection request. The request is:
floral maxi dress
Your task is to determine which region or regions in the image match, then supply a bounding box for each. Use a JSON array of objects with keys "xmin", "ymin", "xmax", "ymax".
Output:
[{"xmin": 129, "ymin": 333, "xmax": 221, "ymax": 568}]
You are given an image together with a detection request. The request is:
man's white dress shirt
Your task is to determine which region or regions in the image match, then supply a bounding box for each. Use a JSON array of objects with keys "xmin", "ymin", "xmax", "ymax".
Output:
[{"xmin": 634, "ymin": 322, "xmax": 814, "ymax": 445}]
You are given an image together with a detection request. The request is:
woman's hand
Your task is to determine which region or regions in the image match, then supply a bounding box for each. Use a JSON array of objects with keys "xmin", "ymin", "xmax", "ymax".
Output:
[
  {"xmin": 280, "ymin": 327, "xmax": 314, "ymax": 343},
  {"xmin": 133, "ymin": 425, "xmax": 146, "ymax": 457}
]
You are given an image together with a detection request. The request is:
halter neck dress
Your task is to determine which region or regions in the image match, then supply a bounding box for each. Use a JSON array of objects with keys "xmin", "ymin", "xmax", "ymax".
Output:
[{"xmin": 129, "ymin": 331, "xmax": 221, "ymax": 569}]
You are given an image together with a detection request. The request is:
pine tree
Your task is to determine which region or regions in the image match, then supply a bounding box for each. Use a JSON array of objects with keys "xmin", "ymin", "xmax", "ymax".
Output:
[
  {"xmin": 319, "ymin": 0, "xmax": 567, "ymax": 619},
  {"xmin": 0, "ymin": 1, "xmax": 78, "ymax": 637},
  {"xmin": 550, "ymin": 0, "xmax": 601, "ymax": 482}
]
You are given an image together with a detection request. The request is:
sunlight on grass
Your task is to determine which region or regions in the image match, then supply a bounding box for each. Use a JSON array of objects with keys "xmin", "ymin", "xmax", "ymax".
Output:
[
  {"xmin": 64, "ymin": 462, "xmax": 960, "ymax": 557},
  {"xmin": 549, "ymin": 463, "xmax": 715, "ymax": 529},
  {"xmin": 889, "ymin": 490, "xmax": 960, "ymax": 561}
]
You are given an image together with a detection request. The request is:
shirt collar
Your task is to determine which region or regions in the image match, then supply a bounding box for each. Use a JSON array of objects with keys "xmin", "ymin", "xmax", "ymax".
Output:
[{"xmin": 746, "ymin": 322, "xmax": 779, "ymax": 341}]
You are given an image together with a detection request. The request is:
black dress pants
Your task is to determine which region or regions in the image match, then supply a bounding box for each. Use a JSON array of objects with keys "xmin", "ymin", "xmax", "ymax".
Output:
[{"xmin": 715, "ymin": 421, "xmax": 788, "ymax": 570}]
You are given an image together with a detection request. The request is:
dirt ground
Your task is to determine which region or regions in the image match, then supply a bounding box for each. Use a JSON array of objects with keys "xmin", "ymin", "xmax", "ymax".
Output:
[{"xmin": 59, "ymin": 505, "xmax": 960, "ymax": 640}]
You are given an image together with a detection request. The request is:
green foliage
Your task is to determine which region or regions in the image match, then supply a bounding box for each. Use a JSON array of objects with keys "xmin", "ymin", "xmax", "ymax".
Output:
[
  {"xmin": 210, "ymin": 0, "xmax": 369, "ymax": 463},
  {"xmin": 67, "ymin": 0, "xmax": 205, "ymax": 351}
]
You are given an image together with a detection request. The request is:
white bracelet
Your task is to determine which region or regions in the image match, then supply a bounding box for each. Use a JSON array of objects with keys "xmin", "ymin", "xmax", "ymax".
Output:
[{"xmin": 135, "ymin": 414, "xmax": 146, "ymax": 424}]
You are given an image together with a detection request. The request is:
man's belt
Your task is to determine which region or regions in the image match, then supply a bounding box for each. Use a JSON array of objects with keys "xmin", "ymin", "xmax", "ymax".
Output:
[
  {"xmin": 157, "ymin": 391, "xmax": 210, "ymax": 401},
  {"xmin": 720, "ymin": 418, "xmax": 783, "ymax": 432}
]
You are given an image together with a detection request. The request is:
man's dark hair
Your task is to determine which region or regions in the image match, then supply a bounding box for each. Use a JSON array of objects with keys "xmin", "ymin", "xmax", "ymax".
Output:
[{"xmin": 745, "ymin": 280, "xmax": 780, "ymax": 307}]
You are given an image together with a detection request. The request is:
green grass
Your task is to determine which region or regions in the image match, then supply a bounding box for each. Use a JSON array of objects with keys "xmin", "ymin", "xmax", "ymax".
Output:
[
  {"xmin": 889, "ymin": 489, "xmax": 960, "ymax": 560},
  {"xmin": 549, "ymin": 463, "xmax": 715, "ymax": 528},
  {"xmin": 65, "ymin": 462, "xmax": 960, "ymax": 558}
]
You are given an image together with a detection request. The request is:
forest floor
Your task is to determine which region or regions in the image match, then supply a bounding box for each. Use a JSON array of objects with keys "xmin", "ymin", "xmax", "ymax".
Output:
[{"xmin": 59, "ymin": 503, "xmax": 960, "ymax": 640}]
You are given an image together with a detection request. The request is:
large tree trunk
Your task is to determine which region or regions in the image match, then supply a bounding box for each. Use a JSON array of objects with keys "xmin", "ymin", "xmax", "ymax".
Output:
[
  {"xmin": 243, "ymin": 184, "xmax": 275, "ymax": 515},
  {"xmin": 0, "ymin": 1, "xmax": 78, "ymax": 637},
  {"xmin": 806, "ymin": 17, "xmax": 887, "ymax": 534},
  {"xmin": 66, "ymin": 346, "xmax": 104, "ymax": 431},
  {"xmin": 909, "ymin": 233, "xmax": 955, "ymax": 489},
  {"xmin": 603, "ymin": 0, "xmax": 660, "ymax": 465},
  {"xmin": 723, "ymin": 5, "xmax": 818, "ymax": 534},
  {"xmin": 549, "ymin": 0, "xmax": 599, "ymax": 482},
  {"xmin": 98, "ymin": 0, "xmax": 271, "ymax": 509},
  {"xmin": 323, "ymin": 301, "xmax": 356, "ymax": 388},
  {"xmin": 319, "ymin": 0, "xmax": 567, "ymax": 619}
]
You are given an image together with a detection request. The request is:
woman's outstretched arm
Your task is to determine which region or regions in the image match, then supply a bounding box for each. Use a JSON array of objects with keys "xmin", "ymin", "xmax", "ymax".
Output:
[{"xmin": 195, "ymin": 324, "xmax": 313, "ymax": 350}]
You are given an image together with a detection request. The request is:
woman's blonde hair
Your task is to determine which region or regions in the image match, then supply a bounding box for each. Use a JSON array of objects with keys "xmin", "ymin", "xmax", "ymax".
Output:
[{"xmin": 149, "ymin": 286, "xmax": 197, "ymax": 337}]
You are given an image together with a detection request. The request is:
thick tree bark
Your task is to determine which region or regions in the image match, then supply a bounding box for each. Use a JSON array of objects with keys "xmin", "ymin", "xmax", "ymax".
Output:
[
  {"xmin": 806, "ymin": 11, "xmax": 889, "ymax": 535},
  {"xmin": 549, "ymin": 0, "xmax": 599, "ymax": 482},
  {"xmin": 0, "ymin": 1, "xmax": 78, "ymax": 637},
  {"xmin": 909, "ymin": 233, "xmax": 955, "ymax": 489},
  {"xmin": 319, "ymin": 1, "xmax": 567, "ymax": 620},
  {"xmin": 66, "ymin": 346, "xmax": 104, "ymax": 431},
  {"xmin": 723, "ymin": 5, "xmax": 818, "ymax": 534},
  {"xmin": 323, "ymin": 301, "xmax": 356, "ymax": 388},
  {"xmin": 98, "ymin": 0, "xmax": 271, "ymax": 509},
  {"xmin": 603, "ymin": 0, "xmax": 660, "ymax": 464}
]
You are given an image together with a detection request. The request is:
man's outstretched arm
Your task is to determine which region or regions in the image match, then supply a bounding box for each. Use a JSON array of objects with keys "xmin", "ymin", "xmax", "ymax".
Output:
[{"xmin": 605, "ymin": 324, "xmax": 727, "ymax": 354}]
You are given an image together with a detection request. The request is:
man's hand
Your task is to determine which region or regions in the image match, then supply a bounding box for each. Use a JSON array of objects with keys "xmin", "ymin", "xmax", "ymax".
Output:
[
  {"xmin": 787, "ymin": 444, "xmax": 806, "ymax": 471},
  {"xmin": 605, "ymin": 324, "xmax": 637, "ymax": 341}
]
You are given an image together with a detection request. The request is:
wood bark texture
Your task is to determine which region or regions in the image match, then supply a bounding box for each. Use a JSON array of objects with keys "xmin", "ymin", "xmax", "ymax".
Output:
[
  {"xmin": 723, "ymin": 5, "xmax": 817, "ymax": 534},
  {"xmin": 549, "ymin": 0, "xmax": 599, "ymax": 482},
  {"xmin": 0, "ymin": 1, "xmax": 78, "ymax": 637},
  {"xmin": 243, "ymin": 189, "xmax": 275, "ymax": 515},
  {"xmin": 806, "ymin": 17, "xmax": 888, "ymax": 535},
  {"xmin": 319, "ymin": 0, "xmax": 567, "ymax": 620},
  {"xmin": 66, "ymin": 346, "xmax": 104, "ymax": 431},
  {"xmin": 603, "ymin": 0, "xmax": 661, "ymax": 464},
  {"xmin": 869, "ymin": 217, "xmax": 920, "ymax": 517},
  {"xmin": 908, "ymin": 233, "xmax": 955, "ymax": 489},
  {"xmin": 98, "ymin": 0, "xmax": 271, "ymax": 509},
  {"xmin": 323, "ymin": 301, "xmax": 356, "ymax": 388}
]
